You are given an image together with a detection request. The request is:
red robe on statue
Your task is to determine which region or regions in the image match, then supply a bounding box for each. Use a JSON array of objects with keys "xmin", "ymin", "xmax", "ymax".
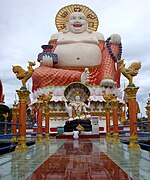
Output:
[{"xmin": 32, "ymin": 40, "xmax": 120, "ymax": 92}]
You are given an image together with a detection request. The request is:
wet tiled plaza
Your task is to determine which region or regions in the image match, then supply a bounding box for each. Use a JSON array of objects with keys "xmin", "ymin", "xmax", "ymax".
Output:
[{"xmin": 0, "ymin": 138, "xmax": 150, "ymax": 180}]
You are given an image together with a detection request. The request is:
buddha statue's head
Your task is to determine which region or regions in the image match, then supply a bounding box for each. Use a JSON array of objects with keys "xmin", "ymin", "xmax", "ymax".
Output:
[{"xmin": 66, "ymin": 12, "xmax": 88, "ymax": 34}]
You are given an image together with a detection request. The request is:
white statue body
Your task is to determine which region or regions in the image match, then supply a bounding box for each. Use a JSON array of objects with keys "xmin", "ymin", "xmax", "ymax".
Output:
[
  {"xmin": 63, "ymin": 95, "xmax": 91, "ymax": 120},
  {"xmin": 53, "ymin": 32, "xmax": 103, "ymax": 67},
  {"xmin": 64, "ymin": 100, "xmax": 74, "ymax": 121},
  {"xmin": 51, "ymin": 12, "xmax": 104, "ymax": 68}
]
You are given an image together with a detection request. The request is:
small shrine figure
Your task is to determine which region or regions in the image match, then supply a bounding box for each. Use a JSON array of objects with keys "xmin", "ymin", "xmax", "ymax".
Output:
[
  {"xmin": 70, "ymin": 95, "xmax": 91, "ymax": 120},
  {"xmin": 63, "ymin": 82, "xmax": 91, "ymax": 121},
  {"xmin": 73, "ymin": 129, "xmax": 79, "ymax": 140}
]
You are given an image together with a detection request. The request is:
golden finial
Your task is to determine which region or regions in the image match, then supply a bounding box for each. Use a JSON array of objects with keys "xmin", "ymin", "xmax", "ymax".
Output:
[
  {"xmin": 41, "ymin": 92, "xmax": 53, "ymax": 106},
  {"xmin": 120, "ymin": 105, "xmax": 127, "ymax": 124},
  {"xmin": 12, "ymin": 61, "xmax": 36, "ymax": 90},
  {"xmin": 118, "ymin": 59, "xmax": 141, "ymax": 86},
  {"xmin": 3, "ymin": 112, "xmax": 9, "ymax": 121}
]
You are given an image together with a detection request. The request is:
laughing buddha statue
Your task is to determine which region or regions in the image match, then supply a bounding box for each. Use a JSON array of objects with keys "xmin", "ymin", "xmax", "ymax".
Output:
[{"xmin": 32, "ymin": 4, "xmax": 122, "ymax": 92}]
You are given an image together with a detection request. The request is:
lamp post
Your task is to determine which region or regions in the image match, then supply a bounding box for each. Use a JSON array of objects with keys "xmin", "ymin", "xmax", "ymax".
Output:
[
  {"xmin": 145, "ymin": 94, "xmax": 150, "ymax": 134},
  {"xmin": 40, "ymin": 93, "xmax": 52, "ymax": 141},
  {"xmin": 36, "ymin": 96, "xmax": 43, "ymax": 143},
  {"xmin": 103, "ymin": 91, "xmax": 112, "ymax": 142},
  {"xmin": 110, "ymin": 95, "xmax": 120, "ymax": 143},
  {"xmin": 12, "ymin": 61, "xmax": 35, "ymax": 149},
  {"xmin": 15, "ymin": 90, "xmax": 30, "ymax": 150},
  {"xmin": 118, "ymin": 59, "xmax": 141, "ymax": 149},
  {"xmin": 3, "ymin": 113, "xmax": 8, "ymax": 135},
  {"xmin": 124, "ymin": 87, "xmax": 140, "ymax": 149},
  {"xmin": 11, "ymin": 103, "xmax": 18, "ymax": 142},
  {"xmin": 44, "ymin": 105, "xmax": 50, "ymax": 141}
]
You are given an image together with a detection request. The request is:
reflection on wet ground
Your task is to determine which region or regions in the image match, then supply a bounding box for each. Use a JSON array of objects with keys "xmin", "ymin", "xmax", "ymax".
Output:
[{"xmin": 0, "ymin": 138, "xmax": 149, "ymax": 180}]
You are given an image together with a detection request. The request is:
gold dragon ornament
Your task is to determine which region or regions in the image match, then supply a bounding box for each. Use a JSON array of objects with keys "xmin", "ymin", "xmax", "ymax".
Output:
[
  {"xmin": 41, "ymin": 92, "xmax": 53, "ymax": 106},
  {"xmin": 118, "ymin": 59, "xmax": 141, "ymax": 87},
  {"xmin": 12, "ymin": 61, "xmax": 36, "ymax": 90}
]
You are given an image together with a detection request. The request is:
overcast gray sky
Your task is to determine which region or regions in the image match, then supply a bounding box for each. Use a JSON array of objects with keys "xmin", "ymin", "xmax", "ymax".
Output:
[{"xmin": 0, "ymin": 0, "xmax": 150, "ymax": 117}]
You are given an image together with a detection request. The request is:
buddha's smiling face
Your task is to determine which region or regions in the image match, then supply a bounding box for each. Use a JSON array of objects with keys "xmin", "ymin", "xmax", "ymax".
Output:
[{"xmin": 67, "ymin": 12, "xmax": 88, "ymax": 33}]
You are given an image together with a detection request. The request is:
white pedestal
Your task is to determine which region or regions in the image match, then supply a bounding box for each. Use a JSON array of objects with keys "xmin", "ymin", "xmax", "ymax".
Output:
[
  {"xmin": 92, "ymin": 125, "xmax": 99, "ymax": 134},
  {"xmin": 91, "ymin": 116, "xmax": 99, "ymax": 134}
]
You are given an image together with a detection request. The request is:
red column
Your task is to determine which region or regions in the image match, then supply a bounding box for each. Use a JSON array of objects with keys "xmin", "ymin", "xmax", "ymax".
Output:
[
  {"xmin": 18, "ymin": 103, "xmax": 21, "ymax": 135},
  {"xmin": 44, "ymin": 106, "xmax": 50, "ymax": 140},
  {"xmin": 128, "ymin": 99, "xmax": 138, "ymax": 135},
  {"xmin": 106, "ymin": 112, "xmax": 110, "ymax": 133},
  {"xmin": 11, "ymin": 104, "xmax": 18, "ymax": 142},
  {"xmin": 112, "ymin": 108, "xmax": 118, "ymax": 133},
  {"xmin": 145, "ymin": 99, "xmax": 150, "ymax": 133},
  {"xmin": 37, "ymin": 105, "xmax": 42, "ymax": 134},
  {"xmin": 15, "ymin": 90, "xmax": 30, "ymax": 150},
  {"xmin": 105, "ymin": 105, "xmax": 112, "ymax": 142},
  {"xmin": 110, "ymin": 95, "xmax": 120, "ymax": 143},
  {"xmin": 148, "ymin": 111, "xmax": 150, "ymax": 132},
  {"xmin": 36, "ymin": 97, "xmax": 43, "ymax": 143},
  {"xmin": 19, "ymin": 102, "xmax": 27, "ymax": 137},
  {"xmin": 124, "ymin": 87, "xmax": 140, "ymax": 149}
]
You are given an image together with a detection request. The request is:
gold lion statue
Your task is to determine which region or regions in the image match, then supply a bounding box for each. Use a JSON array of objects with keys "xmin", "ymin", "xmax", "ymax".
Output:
[{"xmin": 12, "ymin": 61, "xmax": 36, "ymax": 89}]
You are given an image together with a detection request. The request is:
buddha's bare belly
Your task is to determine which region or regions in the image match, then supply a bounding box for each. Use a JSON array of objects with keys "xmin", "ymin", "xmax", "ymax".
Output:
[{"xmin": 54, "ymin": 43, "xmax": 101, "ymax": 68}]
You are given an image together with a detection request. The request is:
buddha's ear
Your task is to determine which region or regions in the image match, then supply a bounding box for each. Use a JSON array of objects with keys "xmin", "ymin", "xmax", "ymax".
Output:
[
  {"xmin": 66, "ymin": 22, "xmax": 69, "ymax": 29},
  {"xmin": 84, "ymin": 21, "xmax": 89, "ymax": 30},
  {"xmin": 63, "ymin": 22, "xmax": 69, "ymax": 33}
]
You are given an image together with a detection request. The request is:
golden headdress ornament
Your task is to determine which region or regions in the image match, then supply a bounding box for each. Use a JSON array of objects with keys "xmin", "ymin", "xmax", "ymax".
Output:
[{"xmin": 55, "ymin": 4, "xmax": 99, "ymax": 32}]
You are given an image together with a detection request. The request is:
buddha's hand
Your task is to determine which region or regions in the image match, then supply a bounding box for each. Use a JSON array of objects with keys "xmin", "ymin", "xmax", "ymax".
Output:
[
  {"xmin": 81, "ymin": 68, "xmax": 90, "ymax": 85},
  {"xmin": 62, "ymin": 97, "xmax": 67, "ymax": 102},
  {"xmin": 87, "ymin": 98, "xmax": 91, "ymax": 102},
  {"xmin": 110, "ymin": 34, "xmax": 121, "ymax": 44},
  {"xmin": 41, "ymin": 55, "xmax": 53, "ymax": 67},
  {"xmin": 100, "ymin": 78, "xmax": 116, "ymax": 88}
]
